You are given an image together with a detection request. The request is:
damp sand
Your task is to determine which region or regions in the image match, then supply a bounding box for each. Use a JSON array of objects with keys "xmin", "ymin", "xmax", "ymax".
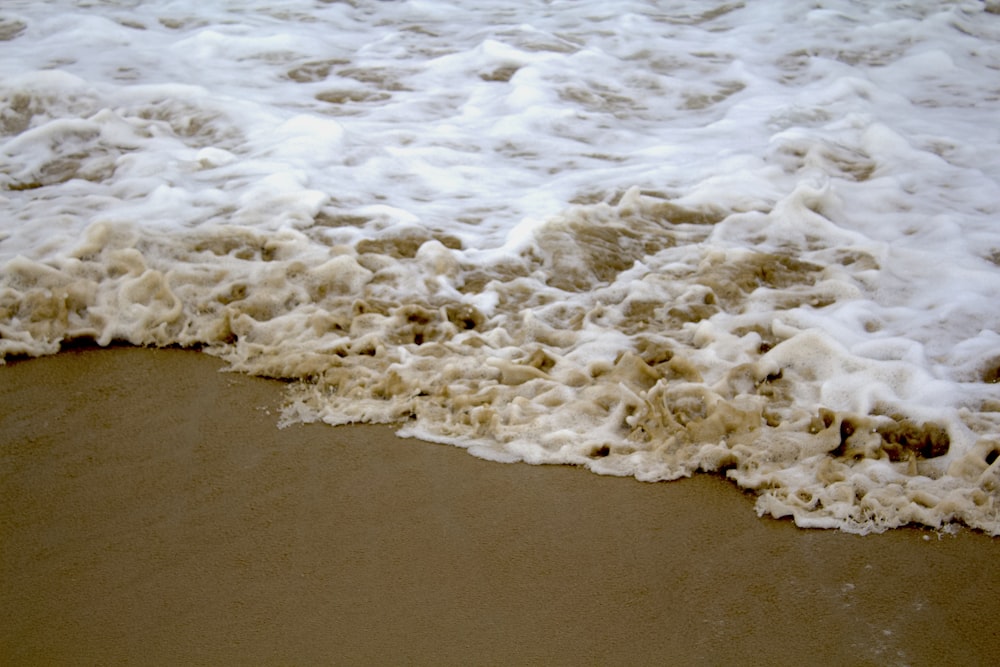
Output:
[{"xmin": 1, "ymin": 347, "xmax": 998, "ymax": 666}]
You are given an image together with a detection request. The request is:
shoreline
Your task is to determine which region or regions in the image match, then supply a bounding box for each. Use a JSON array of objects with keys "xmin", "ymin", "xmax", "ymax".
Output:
[{"xmin": 2, "ymin": 346, "xmax": 998, "ymax": 665}]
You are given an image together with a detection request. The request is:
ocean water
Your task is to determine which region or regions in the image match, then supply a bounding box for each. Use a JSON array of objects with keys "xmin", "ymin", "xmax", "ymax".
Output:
[{"xmin": 1, "ymin": 0, "xmax": 998, "ymax": 535}]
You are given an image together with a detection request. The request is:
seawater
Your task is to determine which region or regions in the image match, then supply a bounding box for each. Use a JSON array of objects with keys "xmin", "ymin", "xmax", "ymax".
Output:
[{"xmin": 1, "ymin": 0, "xmax": 998, "ymax": 535}]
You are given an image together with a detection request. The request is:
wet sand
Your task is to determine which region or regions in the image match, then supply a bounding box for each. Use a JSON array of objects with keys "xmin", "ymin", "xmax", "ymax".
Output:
[{"xmin": 1, "ymin": 346, "xmax": 997, "ymax": 666}]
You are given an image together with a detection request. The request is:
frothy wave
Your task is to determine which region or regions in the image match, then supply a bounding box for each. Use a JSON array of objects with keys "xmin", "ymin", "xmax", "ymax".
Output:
[{"xmin": 2, "ymin": 0, "xmax": 999, "ymax": 534}]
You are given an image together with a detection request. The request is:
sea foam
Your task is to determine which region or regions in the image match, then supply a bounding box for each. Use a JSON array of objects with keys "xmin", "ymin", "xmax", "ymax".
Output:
[{"xmin": 1, "ymin": 0, "xmax": 998, "ymax": 534}]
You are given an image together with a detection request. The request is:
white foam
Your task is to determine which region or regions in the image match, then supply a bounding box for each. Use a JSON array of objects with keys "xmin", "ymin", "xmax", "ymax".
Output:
[{"xmin": 2, "ymin": 0, "xmax": 999, "ymax": 534}]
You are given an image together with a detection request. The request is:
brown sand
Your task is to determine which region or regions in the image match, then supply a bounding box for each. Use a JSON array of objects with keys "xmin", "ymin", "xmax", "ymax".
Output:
[{"xmin": 1, "ymin": 347, "xmax": 997, "ymax": 666}]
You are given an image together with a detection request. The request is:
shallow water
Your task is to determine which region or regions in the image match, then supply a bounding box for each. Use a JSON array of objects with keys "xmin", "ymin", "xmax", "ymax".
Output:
[{"xmin": 1, "ymin": 0, "xmax": 999, "ymax": 534}]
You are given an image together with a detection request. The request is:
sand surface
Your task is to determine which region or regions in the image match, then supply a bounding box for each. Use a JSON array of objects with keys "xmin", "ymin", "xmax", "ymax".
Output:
[{"xmin": 1, "ymin": 347, "xmax": 998, "ymax": 666}]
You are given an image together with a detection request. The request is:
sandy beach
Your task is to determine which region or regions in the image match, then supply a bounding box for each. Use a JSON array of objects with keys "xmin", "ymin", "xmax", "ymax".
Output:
[{"xmin": 1, "ymin": 346, "xmax": 997, "ymax": 666}]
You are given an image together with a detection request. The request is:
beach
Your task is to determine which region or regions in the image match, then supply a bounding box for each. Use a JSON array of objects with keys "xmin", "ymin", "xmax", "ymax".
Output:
[
  {"xmin": 3, "ymin": 2, "xmax": 1000, "ymax": 663},
  {"xmin": 1, "ymin": 346, "xmax": 997, "ymax": 666}
]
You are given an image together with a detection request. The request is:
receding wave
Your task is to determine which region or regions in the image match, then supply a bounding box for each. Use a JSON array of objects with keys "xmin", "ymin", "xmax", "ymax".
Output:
[{"xmin": 1, "ymin": 0, "xmax": 999, "ymax": 535}]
